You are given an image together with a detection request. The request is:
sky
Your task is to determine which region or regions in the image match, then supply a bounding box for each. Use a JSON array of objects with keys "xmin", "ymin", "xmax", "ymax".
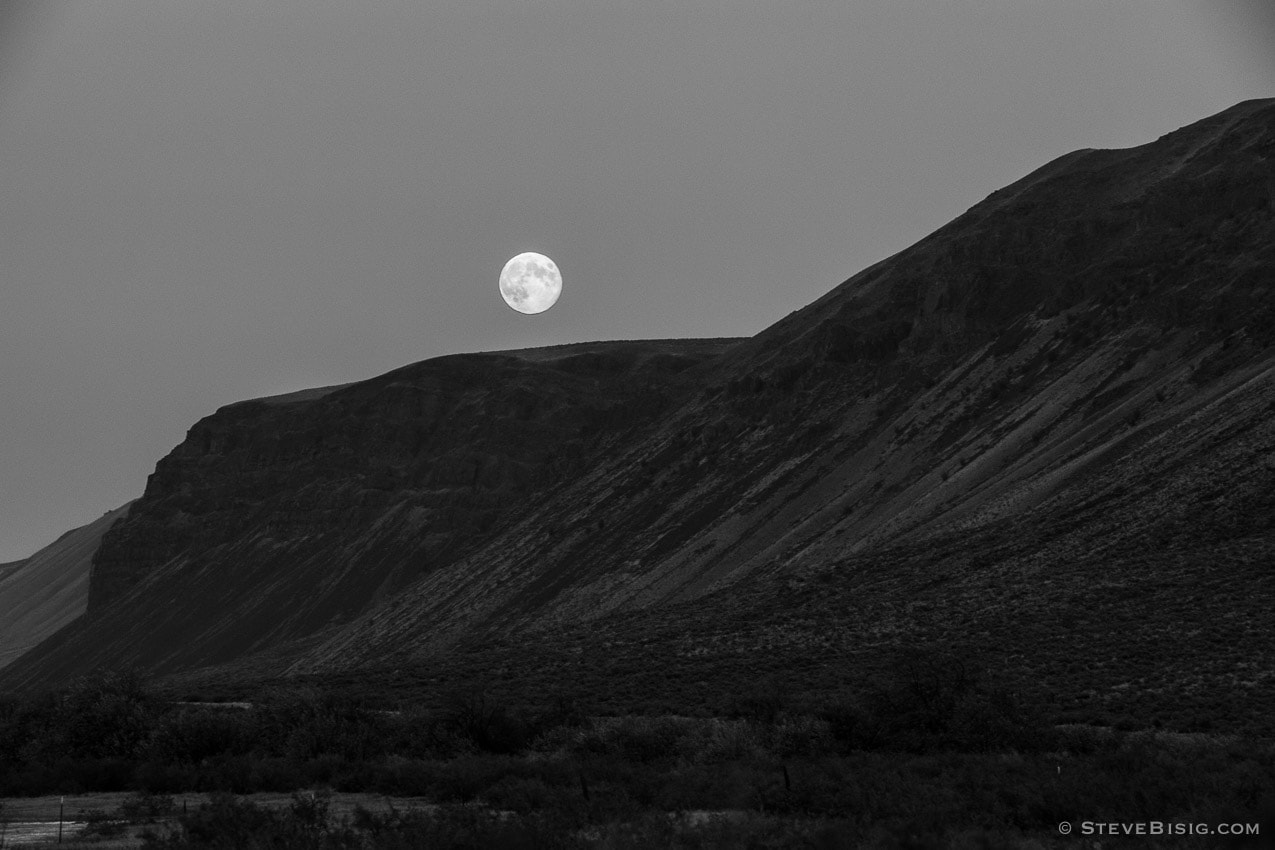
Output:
[{"xmin": 1, "ymin": 1, "xmax": 1272, "ymax": 562}]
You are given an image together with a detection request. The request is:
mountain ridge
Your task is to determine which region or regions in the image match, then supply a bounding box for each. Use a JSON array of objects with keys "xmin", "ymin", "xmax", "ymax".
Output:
[{"xmin": 3, "ymin": 99, "xmax": 1272, "ymax": 731}]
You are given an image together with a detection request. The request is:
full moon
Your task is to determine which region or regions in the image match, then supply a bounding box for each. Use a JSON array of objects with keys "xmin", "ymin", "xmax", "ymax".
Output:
[{"xmin": 499, "ymin": 252, "xmax": 562, "ymax": 314}]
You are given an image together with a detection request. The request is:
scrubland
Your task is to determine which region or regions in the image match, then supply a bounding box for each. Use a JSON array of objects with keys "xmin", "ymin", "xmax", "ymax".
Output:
[{"xmin": 3, "ymin": 661, "xmax": 1271, "ymax": 848}]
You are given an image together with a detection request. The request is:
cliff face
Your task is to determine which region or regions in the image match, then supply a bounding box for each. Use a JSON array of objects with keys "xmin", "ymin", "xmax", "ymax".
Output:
[
  {"xmin": 25, "ymin": 340, "xmax": 727, "ymax": 681},
  {"xmin": 88, "ymin": 343, "xmax": 730, "ymax": 612},
  {"xmin": 3, "ymin": 100, "xmax": 1273, "ymax": 715}
]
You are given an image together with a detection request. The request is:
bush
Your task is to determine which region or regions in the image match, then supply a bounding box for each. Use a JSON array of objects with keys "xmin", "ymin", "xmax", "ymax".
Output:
[
  {"xmin": 288, "ymin": 789, "xmax": 331, "ymax": 831},
  {"xmin": 1054, "ymin": 723, "xmax": 1123, "ymax": 754},
  {"xmin": 535, "ymin": 693, "xmax": 589, "ymax": 731},
  {"xmin": 481, "ymin": 775, "xmax": 558, "ymax": 814},
  {"xmin": 153, "ymin": 793, "xmax": 283, "ymax": 848},
  {"xmin": 120, "ymin": 790, "xmax": 177, "ymax": 823},
  {"xmin": 134, "ymin": 760, "xmax": 199, "ymax": 793},
  {"xmin": 29, "ymin": 670, "xmax": 157, "ymax": 762},
  {"xmin": 148, "ymin": 709, "xmax": 249, "ymax": 764},
  {"xmin": 250, "ymin": 687, "xmax": 389, "ymax": 762},
  {"xmin": 80, "ymin": 807, "xmax": 128, "ymax": 838},
  {"xmin": 728, "ymin": 676, "xmax": 786, "ymax": 725},
  {"xmin": 694, "ymin": 719, "xmax": 764, "ymax": 763},
  {"xmin": 384, "ymin": 707, "xmax": 449, "ymax": 759},
  {"xmin": 947, "ymin": 687, "xmax": 1052, "ymax": 753},
  {"xmin": 194, "ymin": 755, "xmax": 255, "ymax": 794},
  {"xmin": 822, "ymin": 648, "xmax": 1049, "ymax": 754},
  {"xmin": 573, "ymin": 716, "xmax": 691, "ymax": 764},
  {"xmin": 435, "ymin": 689, "xmax": 534, "ymax": 755},
  {"xmin": 249, "ymin": 757, "xmax": 306, "ymax": 792},
  {"xmin": 770, "ymin": 714, "xmax": 832, "ymax": 759},
  {"xmin": 373, "ymin": 757, "xmax": 441, "ymax": 796},
  {"xmin": 820, "ymin": 697, "xmax": 882, "ymax": 753}
]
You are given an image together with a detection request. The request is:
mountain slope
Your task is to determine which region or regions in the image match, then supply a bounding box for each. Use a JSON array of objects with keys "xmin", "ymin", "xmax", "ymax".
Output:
[
  {"xmin": 3, "ymin": 99, "xmax": 1273, "ymax": 728},
  {"xmin": 0, "ymin": 340, "xmax": 739, "ymax": 687},
  {"xmin": 283, "ymin": 97, "xmax": 1274, "ymax": 671},
  {"xmin": 0, "ymin": 503, "xmax": 132, "ymax": 669}
]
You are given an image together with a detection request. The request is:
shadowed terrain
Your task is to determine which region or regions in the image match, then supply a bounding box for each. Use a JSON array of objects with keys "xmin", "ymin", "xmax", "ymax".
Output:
[
  {"xmin": 0, "ymin": 502, "xmax": 131, "ymax": 669},
  {"xmin": 3, "ymin": 100, "xmax": 1273, "ymax": 736}
]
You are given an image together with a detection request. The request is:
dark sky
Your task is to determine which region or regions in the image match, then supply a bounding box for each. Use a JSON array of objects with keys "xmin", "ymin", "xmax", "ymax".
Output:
[{"xmin": 1, "ymin": 1, "xmax": 1272, "ymax": 562}]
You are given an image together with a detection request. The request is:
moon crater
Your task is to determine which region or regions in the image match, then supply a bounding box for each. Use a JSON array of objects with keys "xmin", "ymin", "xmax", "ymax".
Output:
[{"xmin": 499, "ymin": 252, "xmax": 562, "ymax": 314}]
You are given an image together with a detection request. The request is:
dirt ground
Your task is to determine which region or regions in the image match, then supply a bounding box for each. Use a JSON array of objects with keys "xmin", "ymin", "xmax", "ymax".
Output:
[{"xmin": 0, "ymin": 791, "xmax": 434, "ymax": 847}]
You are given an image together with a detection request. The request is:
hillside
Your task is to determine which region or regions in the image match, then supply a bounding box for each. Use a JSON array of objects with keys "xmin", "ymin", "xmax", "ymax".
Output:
[
  {"xmin": 0, "ymin": 503, "xmax": 131, "ymax": 669},
  {"xmin": 3, "ymin": 99, "xmax": 1273, "ymax": 734}
]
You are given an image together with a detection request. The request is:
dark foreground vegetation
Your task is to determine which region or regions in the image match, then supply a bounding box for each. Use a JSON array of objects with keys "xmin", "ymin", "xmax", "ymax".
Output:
[{"xmin": 2, "ymin": 655, "xmax": 1272, "ymax": 848}]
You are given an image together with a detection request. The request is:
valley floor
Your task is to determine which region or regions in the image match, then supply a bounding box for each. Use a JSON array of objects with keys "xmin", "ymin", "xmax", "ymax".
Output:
[{"xmin": 2, "ymin": 726, "xmax": 1271, "ymax": 848}]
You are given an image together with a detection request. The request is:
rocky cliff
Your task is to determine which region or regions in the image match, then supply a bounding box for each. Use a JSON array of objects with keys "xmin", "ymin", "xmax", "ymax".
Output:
[{"xmin": 3, "ymin": 100, "xmax": 1273, "ymax": 727}]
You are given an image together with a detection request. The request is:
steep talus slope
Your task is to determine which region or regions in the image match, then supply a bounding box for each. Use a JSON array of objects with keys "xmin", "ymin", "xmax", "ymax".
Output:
[
  {"xmin": 0, "ymin": 503, "xmax": 132, "ymax": 669},
  {"xmin": 2, "ymin": 99, "xmax": 1272, "ymax": 720}
]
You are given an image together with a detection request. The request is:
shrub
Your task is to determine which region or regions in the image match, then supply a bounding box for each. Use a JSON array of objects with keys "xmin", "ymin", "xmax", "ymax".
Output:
[
  {"xmin": 32, "ymin": 670, "xmax": 157, "ymax": 762},
  {"xmin": 434, "ymin": 754, "xmax": 528, "ymax": 802},
  {"xmin": 153, "ymin": 793, "xmax": 282, "ymax": 848},
  {"xmin": 695, "ymin": 718, "xmax": 764, "ymax": 763},
  {"xmin": 147, "ymin": 710, "xmax": 249, "ymax": 764},
  {"xmin": 120, "ymin": 790, "xmax": 177, "ymax": 823},
  {"xmin": 1054, "ymin": 724, "xmax": 1123, "ymax": 754},
  {"xmin": 436, "ymin": 689, "xmax": 534, "ymax": 755},
  {"xmin": 250, "ymin": 686, "xmax": 389, "ymax": 762},
  {"xmin": 535, "ymin": 692, "xmax": 588, "ymax": 732},
  {"xmin": 134, "ymin": 760, "xmax": 199, "ymax": 794},
  {"xmin": 481, "ymin": 775, "xmax": 559, "ymax": 814},
  {"xmin": 947, "ymin": 687, "xmax": 1052, "ymax": 753},
  {"xmin": 80, "ymin": 808, "xmax": 127, "ymax": 838},
  {"xmin": 288, "ymin": 789, "xmax": 331, "ymax": 831},
  {"xmin": 823, "ymin": 648, "xmax": 1049, "ymax": 754},
  {"xmin": 820, "ymin": 696, "xmax": 884, "ymax": 753},
  {"xmin": 653, "ymin": 763, "xmax": 754, "ymax": 811},
  {"xmin": 729, "ymin": 676, "xmax": 786, "ymax": 725},
  {"xmin": 194, "ymin": 755, "xmax": 254, "ymax": 794},
  {"xmin": 373, "ymin": 757, "xmax": 441, "ymax": 796},
  {"xmin": 576, "ymin": 716, "xmax": 690, "ymax": 764},
  {"xmin": 770, "ymin": 714, "xmax": 832, "ymax": 759},
  {"xmin": 248, "ymin": 757, "xmax": 306, "ymax": 792}
]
